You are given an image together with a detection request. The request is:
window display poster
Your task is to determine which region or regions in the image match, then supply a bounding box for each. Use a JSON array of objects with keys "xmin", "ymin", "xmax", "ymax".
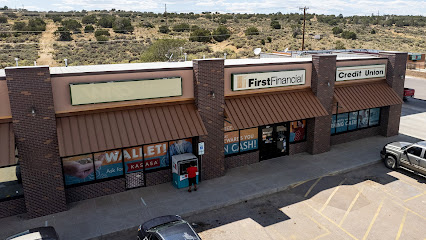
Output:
[
  {"xmin": 224, "ymin": 118, "xmax": 235, "ymax": 132},
  {"xmin": 94, "ymin": 150, "xmax": 124, "ymax": 180},
  {"xmin": 290, "ymin": 120, "xmax": 306, "ymax": 142},
  {"xmin": 62, "ymin": 154, "xmax": 95, "ymax": 185},
  {"xmin": 336, "ymin": 113, "xmax": 349, "ymax": 133},
  {"xmin": 123, "ymin": 146, "xmax": 144, "ymax": 174},
  {"xmin": 143, "ymin": 142, "xmax": 169, "ymax": 170},
  {"xmin": 331, "ymin": 115, "xmax": 336, "ymax": 134},
  {"xmin": 369, "ymin": 108, "xmax": 380, "ymax": 126},
  {"xmin": 224, "ymin": 131, "xmax": 239, "ymax": 155},
  {"xmin": 348, "ymin": 111, "xmax": 358, "ymax": 130},
  {"xmin": 169, "ymin": 138, "xmax": 193, "ymax": 157},
  {"xmin": 240, "ymin": 128, "xmax": 258, "ymax": 152},
  {"xmin": 358, "ymin": 109, "xmax": 370, "ymax": 128}
]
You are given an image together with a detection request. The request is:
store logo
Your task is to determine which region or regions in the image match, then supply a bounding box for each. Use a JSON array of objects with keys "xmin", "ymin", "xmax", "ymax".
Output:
[{"xmin": 232, "ymin": 70, "xmax": 306, "ymax": 91}]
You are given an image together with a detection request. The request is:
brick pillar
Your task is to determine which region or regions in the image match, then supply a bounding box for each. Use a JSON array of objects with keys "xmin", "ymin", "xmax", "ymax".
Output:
[
  {"xmin": 193, "ymin": 59, "xmax": 225, "ymax": 180},
  {"xmin": 379, "ymin": 51, "xmax": 407, "ymax": 137},
  {"xmin": 308, "ymin": 55, "xmax": 336, "ymax": 154},
  {"xmin": 5, "ymin": 66, "xmax": 67, "ymax": 218}
]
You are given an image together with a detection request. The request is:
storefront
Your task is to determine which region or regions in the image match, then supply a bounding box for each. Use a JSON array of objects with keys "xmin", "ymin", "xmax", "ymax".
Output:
[{"xmin": 0, "ymin": 51, "xmax": 407, "ymax": 219}]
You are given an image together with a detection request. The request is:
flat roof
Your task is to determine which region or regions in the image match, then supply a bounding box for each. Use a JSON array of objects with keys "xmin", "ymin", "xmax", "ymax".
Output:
[{"xmin": 0, "ymin": 55, "xmax": 384, "ymax": 77}]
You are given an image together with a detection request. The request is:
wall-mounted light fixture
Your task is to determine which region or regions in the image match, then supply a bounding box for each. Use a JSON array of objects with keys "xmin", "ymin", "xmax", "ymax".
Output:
[
  {"xmin": 31, "ymin": 107, "xmax": 36, "ymax": 117},
  {"xmin": 64, "ymin": 59, "xmax": 68, "ymax": 67},
  {"xmin": 210, "ymin": 91, "xmax": 215, "ymax": 99},
  {"xmin": 14, "ymin": 58, "xmax": 19, "ymax": 67}
]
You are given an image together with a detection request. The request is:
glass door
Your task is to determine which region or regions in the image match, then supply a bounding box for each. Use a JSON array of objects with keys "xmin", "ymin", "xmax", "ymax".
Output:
[{"xmin": 259, "ymin": 123, "xmax": 289, "ymax": 161}]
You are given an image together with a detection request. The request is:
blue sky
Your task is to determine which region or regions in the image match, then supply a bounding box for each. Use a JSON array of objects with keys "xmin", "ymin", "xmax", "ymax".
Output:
[{"xmin": 1, "ymin": 0, "xmax": 425, "ymax": 16}]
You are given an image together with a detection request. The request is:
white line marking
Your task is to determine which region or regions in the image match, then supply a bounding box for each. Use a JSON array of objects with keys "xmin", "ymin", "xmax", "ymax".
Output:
[{"xmin": 140, "ymin": 197, "xmax": 147, "ymax": 206}]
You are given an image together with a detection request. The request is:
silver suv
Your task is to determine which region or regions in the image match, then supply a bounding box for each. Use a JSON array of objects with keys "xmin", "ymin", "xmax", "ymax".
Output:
[{"xmin": 381, "ymin": 141, "xmax": 426, "ymax": 176}]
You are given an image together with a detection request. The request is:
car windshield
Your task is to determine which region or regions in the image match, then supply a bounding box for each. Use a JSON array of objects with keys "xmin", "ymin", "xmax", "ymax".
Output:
[
  {"xmin": 401, "ymin": 144, "xmax": 413, "ymax": 150},
  {"xmin": 156, "ymin": 221, "xmax": 199, "ymax": 240}
]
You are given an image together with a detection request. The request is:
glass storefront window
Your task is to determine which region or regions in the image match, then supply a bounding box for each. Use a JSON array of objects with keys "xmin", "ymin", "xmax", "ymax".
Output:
[
  {"xmin": 358, "ymin": 109, "xmax": 370, "ymax": 128},
  {"xmin": 224, "ymin": 131, "xmax": 239, "ymax": 155},
  {"xmin": 62, "ymin": 154, "xmax": 95, "ymax": 186},
  {"xmin": 169, "ymin": 138, "xmax": 193, "ymax": 157},
  {"xmin": 240, "ymin": 128, "xmax": 258, "ymax": 152},
  {"xmin": 143, "ymin": 142, "xmax": 169, "ymax": 171},
  {"xmin": 331, "ymin": 115, "xmax": 336, "ymax": 134},
  {"xmin": 0, "ymin": 165, "xmax": 24, "ymax": 200},
  {"xmin": 336, "ymin": 113, "xmax": 349, "ymax": 133},
  {"xmin": 290, "ymin": 120, "xmax": 307, "ymax": 143},
  {"xmin": 93, "ymin": 150, "xmax": 124, "ymax": 180},
  {"xmin": 348, "ymin": 111, "xmax": 358, "ymax": 131},
  {"xmin": 123, "ymin": 147, "xmax": 144, "ymax": 174},
  {"xmin": 369, "ymin": 108, "xmax": 380, "ymax": 126}
]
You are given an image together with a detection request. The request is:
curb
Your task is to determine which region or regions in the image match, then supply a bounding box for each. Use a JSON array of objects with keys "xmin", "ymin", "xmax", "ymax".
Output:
[{"xmin": 88, "ymin": 159, "xmax": 383, "ymax": 240}]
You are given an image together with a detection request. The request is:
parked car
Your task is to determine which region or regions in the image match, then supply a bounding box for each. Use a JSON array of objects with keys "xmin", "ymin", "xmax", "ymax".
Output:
[
  {"xmin": 137, "ymin": 215, "xmax": 201, "ymax": 240},
  {"xmin": 381, "ymin": 141, "xmax": 426, "ymax": 176},
  {"xmin": 403, "ymin": 88, "xmax": 415, "ymax": 101},
  {"xmin": 6, "ymin": 226, "xmax": 59, "ymax": 240}
]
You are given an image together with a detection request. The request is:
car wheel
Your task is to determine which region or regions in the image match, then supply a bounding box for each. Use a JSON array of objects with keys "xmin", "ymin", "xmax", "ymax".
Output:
[{"xmin": 385, "ymin": 155, "xmax": 397, "ymax": 170}]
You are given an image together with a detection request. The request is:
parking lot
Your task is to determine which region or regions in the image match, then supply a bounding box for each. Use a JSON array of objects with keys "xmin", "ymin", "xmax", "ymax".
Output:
[{"xmin": 188, "ymin": 163, "xmax": 426, "ymax": 240}]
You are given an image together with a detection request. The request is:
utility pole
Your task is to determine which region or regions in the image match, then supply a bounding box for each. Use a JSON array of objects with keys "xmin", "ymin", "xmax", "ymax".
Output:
[
  {"xmin": 299, "ymin": 6, "xmax": 309, "ymax": 51},
  {"xmin": 165, "ymin": 4, "xmax": 168, "ymax": 27}
]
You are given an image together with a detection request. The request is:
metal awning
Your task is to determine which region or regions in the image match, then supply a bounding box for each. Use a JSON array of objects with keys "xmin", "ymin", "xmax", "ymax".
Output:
[
  {"xmin": 225, "ymin": 90, "xmax": 328, "ymax": 130},
  {"xmin": 334, "ymin": 81, "xmax": 402, "ymax": 113},
  {"xmin": 0, "ymin": 122, "xmax": 15, "ymax": 167},
  {"xmin": 57, "ymin": 103, "xmax": 207, "ymax": 157}
]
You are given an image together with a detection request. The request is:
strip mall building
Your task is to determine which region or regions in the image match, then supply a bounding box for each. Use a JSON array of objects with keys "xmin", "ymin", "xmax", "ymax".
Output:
[{"xmin": 0, "ymin": 52, "xmax": 407, "ymax": 218}]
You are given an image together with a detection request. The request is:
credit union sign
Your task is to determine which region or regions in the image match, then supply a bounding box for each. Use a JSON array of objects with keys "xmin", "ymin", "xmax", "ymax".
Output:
[
  {"xmin": 231, "ymin": 70, "xmax": 306, "ymax": 91},
  {"xmin": 336, "ymin": 64, "xmax": 386, "ymax": 81}
]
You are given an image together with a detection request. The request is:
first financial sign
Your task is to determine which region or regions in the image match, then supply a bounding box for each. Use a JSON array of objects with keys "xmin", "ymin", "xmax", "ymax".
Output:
[
  {"xmin": 232, "ymin": 70, "xmax": 306, "ymax": 91},
  {"xmin": 336, "ymin": 64, "xmax": 386, "ymax": 82}
]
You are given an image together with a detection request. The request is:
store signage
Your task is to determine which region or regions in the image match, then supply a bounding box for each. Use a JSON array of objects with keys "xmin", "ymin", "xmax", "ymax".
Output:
[
  {"xmin": 336, "ymin": 64, "xmax": 386, "ymax": 81},
  {"xmin": 198, "ymin": 142, "xmax": 205, "ymax": 155},
  {"xmin": 70, "ymin": 77, "xmax": 182, "ymax": 105},
  {"xmin": 231, "ymin": 70, "xmax": 306, "ymax": 91}
]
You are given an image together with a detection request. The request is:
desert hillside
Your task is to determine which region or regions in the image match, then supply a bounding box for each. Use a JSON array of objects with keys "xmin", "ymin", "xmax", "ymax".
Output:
[{"xmin": 0, "ymin": 9, "xmax": 425, "ymax": 68}]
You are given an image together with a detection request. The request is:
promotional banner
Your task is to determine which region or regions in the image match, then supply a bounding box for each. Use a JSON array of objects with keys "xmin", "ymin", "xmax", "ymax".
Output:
[
  {"xmin": 232, "ymin": 70, "xmax": 306, "ymax": 91},
  {"xmin": 290, "ymin": 120, "xmax": 306, "ymax": 142},
  {"xmin": 224, "ymin": 118, "xmax": 235, "ymax": 132},
  {"xmin": 240, "ymin": 128, "xmax": 258, "ymax": 152},
  {"xmin": 62, "ymin": 154, "xmax": 96, "ymax": 185},
  {"xmin": 94, "ymin": 150, "xmax": 124, "ymax": 180},
  {"xmin": 331, "ymin": 116, "xmax": 336, "ymax": 134},
  {"xmin": 169, "ymin": 138, "xmax": 193, "ymax": 157},
  {"xmin": 123, "ymin": 146, "xmax": 144, "ymax": 174},
  {"xmin": 358, "ymin": 109, "xmax": 370, "ymax": 128},
  {"xmin": 348, "ymin": 112, "xmax": 358, "ymax": 130},
  {"xmin": 143, "ymin": 142, "xmax": 169, "ymax": 170},
  {"xmin": 369, "ymin": 108, "xmax": 380, "ymax": 126},
  {"xmin": 224, "ymin": 131, "xmax": 239, "ymax": 155},
  {"xmin": 336, "ymin": 64, "xmax": 386, "ymax": 81},
  {"xmin": 335, "ymin": 113, "xmax": 349, "ymax": 133}
]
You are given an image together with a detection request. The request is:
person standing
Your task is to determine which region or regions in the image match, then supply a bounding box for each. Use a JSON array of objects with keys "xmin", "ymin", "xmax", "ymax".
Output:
[{"xmin": 187, "ymin": 161, "xmax": 198, "ymax": 192}]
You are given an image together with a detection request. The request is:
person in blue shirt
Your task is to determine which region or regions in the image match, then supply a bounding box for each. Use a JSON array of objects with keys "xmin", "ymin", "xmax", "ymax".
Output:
[{"xmin": 169, "ymin": 139, "xmax": 193, "ymax": 157}]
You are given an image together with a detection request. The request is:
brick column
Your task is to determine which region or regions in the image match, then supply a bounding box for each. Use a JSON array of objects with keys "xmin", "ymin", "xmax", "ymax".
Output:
[
  {"xmin": 308, "ymin": 55, "xmax": 336, "ymax": 154},
  {"xmin": 5, "ymin": 66, "xmax": 67, "ymax": 218},
  {"xmin": 193, "ymin": 59, "xmax": 225, "ymax": 180},
  {"xmin": 379, "ymin": 51, "xmax": 407, "ymax": 137}
]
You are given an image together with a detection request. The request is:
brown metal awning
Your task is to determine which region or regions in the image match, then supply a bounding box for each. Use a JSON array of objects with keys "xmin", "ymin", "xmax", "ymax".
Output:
[
  {"xmin": 57, "ymin": 103, "xmax": 207, "ymax": 157},
  {"xmin": 0, "ymin": 122, "xmax": 15, "ymax": 167},
  {"xmin": 225, "ymin": 90, "xmax": 328, "ymax": 130},
  {"xmin": 334, "ymin": 81, "xmax": 403, "ymax": 113}
]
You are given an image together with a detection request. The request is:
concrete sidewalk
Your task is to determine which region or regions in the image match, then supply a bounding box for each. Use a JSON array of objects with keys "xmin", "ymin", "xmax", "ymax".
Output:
[{"xmin": 0, "ymin": 134, "xmax": 419, "ymax": 240}]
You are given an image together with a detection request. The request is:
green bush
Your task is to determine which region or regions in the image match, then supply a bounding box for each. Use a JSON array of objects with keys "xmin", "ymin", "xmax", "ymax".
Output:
[
  {"xmin": 13, "ymin": 22, "xmax": 26, "ymax": 31},
  {"xmin": 158, "ymin": 25, "xmax": 169, "ymax": 33},
  {"xmin": 0, "ymin": 16, "xmax": 7, "ymax": 23},
  {"xmin": 62, "ymin": 19, "xmax": 82, "ymax": 33},
  {"xmin": 267, "ymin": 36, "xmax": 272, "ymax": 43},
  {"xmin": 96, "ymin": 35, "xmax": 109, "ymax": 42},
  {"xmin": 95, "ymin": 29, "xmax": 110, "ymax": 37},
  {"xmin": 190, "ymin": 25, "xmax": 200, "ymax": 32},
  {"xmin": 370, "ymin": 29, "xmax": 376, "ymax": 34},
  {"xmin": 260, "ymin": 39, "xmax": 265, "ymax": 45},
  {"xmin": 47, "ymin": 14, "xmax": 62, "ymax": 22},
  {"xmin": 270, "ymin": 20, "xmax": 281, "ymax": 29},
  {"xmin": 13, "ymin": 18, "xmax": 46, "ymax": 33},
  {"xmin": 82, "ymin": 15, "xmax": 97, "ymax": 24},
  {"xmin": 84, "ymin": 25, "xmax": 95, "ymax": 33},
  {"xmin": 245, "ymin": 26, "xmax": 259, "ymax": 36},
  {"xmin": 113, "ymin": 18, "xmax": 134, "ymax": 33},
  {"xmin": 140, "ymin": 39, "xmax": 186, "ymax": 62},
  {"xmin": 335, "ymin": 40, "xmax": 345, "ymax": 49},
  {"xmin": 98, "ymin": 15, "xmax": 116, "ymax": 28},
  {"xmin": 141, "ymin": 22, "xmax": 154, "ymax": 28},
  {"xmin": 173, "ymin": 23, "xmax": 190, "ymax": 32},
  {"xmin": 341, "ymin": 30, "xmax": 357, "ymax": 40},
  {"xmin": 56, "ymin": 28, "xmax": 72, "ymax": 41},
  {"xmin": 190, "ymin": 28, "xmax": 211, "ymax": 42},
  {"xmin": 332, "ymin": 26, "xmax": 343, "ymax": 35},
  {"xmin": 212, "ymin": 25, "xmax": 230, "ymax": 42}
]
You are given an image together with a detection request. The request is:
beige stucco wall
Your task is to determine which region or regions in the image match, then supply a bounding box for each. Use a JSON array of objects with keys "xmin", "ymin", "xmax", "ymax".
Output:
[
  {"xmin": 51, "ymin": 69, "xmax": 194, "ymax": 114},
  {"xmin": 224, "ymin": 63, "xmax": 312, "ymax": 97},
  {"xmin": 0, "ymin": 81, "xmax": 11, "ymax": 119}
]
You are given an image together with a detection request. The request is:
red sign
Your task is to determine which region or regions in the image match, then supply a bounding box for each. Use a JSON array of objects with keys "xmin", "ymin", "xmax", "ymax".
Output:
[
  {"xmin": 145, "ymin": 158, "xmax": 160, "ymax": 169},
  {"xmin": 126, "ymin": 161, "xmax": 144, "ymax": 172}
]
